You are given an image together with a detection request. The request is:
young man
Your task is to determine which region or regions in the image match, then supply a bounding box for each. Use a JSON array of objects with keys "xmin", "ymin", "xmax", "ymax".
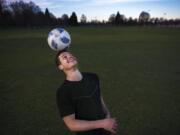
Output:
[{"xmin": 56, "ymin": 50, "xmax": 118, "ymax": 135}]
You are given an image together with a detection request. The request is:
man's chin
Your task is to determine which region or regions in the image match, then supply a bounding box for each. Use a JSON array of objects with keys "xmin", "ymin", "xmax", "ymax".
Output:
[{"xmin": 70, "ymin": 62, "xmax": 78, "ymax": 68}]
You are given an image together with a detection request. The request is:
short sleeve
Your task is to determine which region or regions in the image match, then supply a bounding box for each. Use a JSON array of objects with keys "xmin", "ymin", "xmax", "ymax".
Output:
[{"xmin": 56, "ymin": 88, "xmax": 75, "ymax": 118}]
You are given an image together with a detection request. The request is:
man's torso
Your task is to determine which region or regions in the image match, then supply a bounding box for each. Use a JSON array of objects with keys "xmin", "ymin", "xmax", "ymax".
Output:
[{"xmin": 57, "ymin": 72, "xmax": 110, "ymax": 135}]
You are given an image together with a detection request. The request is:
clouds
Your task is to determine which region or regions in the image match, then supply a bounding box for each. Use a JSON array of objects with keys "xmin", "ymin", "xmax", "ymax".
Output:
[
  {"xmin": 96, "ymin": 0, "xmax": 162, "ymax": 2},
  {"xmin": 8, "ymin": 0, "xmax": 164, "ymax": 8},
  {"xmin": 6, "ymin": 0, "xmax": 180, "ymax": 20},
  {"xmin": 92, "ymin": 0, "xmax": 163, "ymax": 5}
]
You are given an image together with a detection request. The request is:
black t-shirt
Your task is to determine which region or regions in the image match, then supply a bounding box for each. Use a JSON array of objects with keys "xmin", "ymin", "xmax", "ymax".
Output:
[{"xmin": 56, "ymin": 72, "xmax": 111, "ymax": 135}]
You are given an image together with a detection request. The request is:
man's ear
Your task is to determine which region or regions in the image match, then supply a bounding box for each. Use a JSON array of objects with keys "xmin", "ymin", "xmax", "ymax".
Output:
[{"xmin": 58, "ymin": 64, "xmax": 63, "ymax": 70}]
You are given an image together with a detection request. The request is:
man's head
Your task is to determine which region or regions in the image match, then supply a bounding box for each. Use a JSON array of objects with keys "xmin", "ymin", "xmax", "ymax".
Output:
[{"xmin": 55, "ymin": 50, "xmax": 78, "ymax": 71}]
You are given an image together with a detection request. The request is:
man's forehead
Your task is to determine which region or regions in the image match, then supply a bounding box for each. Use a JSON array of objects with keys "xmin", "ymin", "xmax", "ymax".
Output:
[{"xmin": 59, "ymin": 52, "xmax": 71, "ymax": 57}]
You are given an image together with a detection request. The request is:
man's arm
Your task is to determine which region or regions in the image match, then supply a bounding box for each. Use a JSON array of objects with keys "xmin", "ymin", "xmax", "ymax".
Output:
[{"xmin": 63, "ymin": 114, "xmax": 117, "ymax": 133}]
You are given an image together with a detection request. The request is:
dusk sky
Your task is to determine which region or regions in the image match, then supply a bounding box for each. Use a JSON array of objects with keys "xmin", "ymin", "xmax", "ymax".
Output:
[{"xmin": 11, "ymin": 0, "xmax": 180, "ymax": 21}]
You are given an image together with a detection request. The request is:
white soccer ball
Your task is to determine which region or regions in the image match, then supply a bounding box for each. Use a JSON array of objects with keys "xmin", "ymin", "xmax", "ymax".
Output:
[{"xmin": 47, "ymin": 28, "xmax": 71, "ymax": 51}]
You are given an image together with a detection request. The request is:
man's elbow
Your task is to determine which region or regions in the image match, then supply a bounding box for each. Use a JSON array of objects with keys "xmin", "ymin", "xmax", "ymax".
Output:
[
  {"xmin": 63, "ymin": 114, "xmax": 78, "ymax": 132},
  {"xmin": 65, "ymin": 122, "xmax": 78, "ymax": 132}
]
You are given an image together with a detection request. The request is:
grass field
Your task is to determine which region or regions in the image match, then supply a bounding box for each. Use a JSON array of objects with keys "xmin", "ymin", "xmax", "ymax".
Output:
[{"xmin": 0, "ymin": 27, "xmax": 180, "ymax": 135}]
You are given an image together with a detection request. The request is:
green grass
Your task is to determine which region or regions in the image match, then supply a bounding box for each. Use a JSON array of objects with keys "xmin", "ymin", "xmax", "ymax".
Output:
[{"xmin": 0, "ymin": 27, "xmax": 180, "ymax": 135}]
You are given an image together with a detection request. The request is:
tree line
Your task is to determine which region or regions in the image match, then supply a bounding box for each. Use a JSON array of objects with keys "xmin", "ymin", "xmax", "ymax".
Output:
[
  {"xmin": 0, "ymin": 0, "xmax": 78, "ymax": 27},
  {"xmin": 0, "ymin": 0, "xmax": 180, "ymax": 28}
]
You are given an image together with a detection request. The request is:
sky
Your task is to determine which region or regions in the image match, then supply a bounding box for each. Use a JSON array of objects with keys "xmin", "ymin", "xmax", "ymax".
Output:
[{"xmin": 10, "ymin": 0, "xmax": 180, "ymax": 21}]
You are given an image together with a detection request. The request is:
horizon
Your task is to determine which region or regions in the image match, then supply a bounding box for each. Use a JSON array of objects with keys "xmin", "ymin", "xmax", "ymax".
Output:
[{"xmin": 9, "ymin": 0, "xmax": 180, "ymax": 21}]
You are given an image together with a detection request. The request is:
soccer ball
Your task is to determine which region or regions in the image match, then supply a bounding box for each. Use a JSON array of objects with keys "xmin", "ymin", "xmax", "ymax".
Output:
[{"xmin": 47, "ymin": 28, "xmax": 71, "ymax": 51}]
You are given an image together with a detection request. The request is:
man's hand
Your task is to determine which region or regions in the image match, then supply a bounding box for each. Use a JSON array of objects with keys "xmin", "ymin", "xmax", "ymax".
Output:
[{"xmin": 101, "ymin": 118, "xmax": 118, "ymax": 134}]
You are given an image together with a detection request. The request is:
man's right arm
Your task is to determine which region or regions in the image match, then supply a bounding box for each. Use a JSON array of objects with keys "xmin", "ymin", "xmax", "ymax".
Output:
[{"xmin": 63, "ymin": 114, "xmax": 118, "ymax": 133}]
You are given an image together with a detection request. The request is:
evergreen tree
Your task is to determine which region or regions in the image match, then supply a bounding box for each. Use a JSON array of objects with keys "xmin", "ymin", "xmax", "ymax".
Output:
[
  {"xmin": 45, "ymin": 8, "xmax": 50, "ymax": 18},
  {"xmin": 45, "ymin": 8, "xmax": 58, "ymax": 26},
  {"xmin": 115, "ymin": 11, "xmax": 124, "ymax": 25},
  {"xmin": 44, "ymin": 8, "xmax": 51, "ymax": 25},
  {"xmin": 69, "ymin": 12, "xmax": 78, "ymax": 26}
]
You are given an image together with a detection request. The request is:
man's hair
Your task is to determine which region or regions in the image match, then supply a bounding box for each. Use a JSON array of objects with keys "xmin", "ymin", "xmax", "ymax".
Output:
[{"xmin": 55, "ymin": 49, "xmax": 68, "ymax": 67}]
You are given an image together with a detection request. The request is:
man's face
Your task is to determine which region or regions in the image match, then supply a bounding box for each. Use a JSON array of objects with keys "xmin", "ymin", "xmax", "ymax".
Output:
[{"xmin": 58, "ymin": 52, "xmax": 77, "ymax": 70}]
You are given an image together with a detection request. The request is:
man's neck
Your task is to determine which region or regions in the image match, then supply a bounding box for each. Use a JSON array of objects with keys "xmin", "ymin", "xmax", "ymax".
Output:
[{"xmin": 65, "ymin": 69, "xmax": 82, "ymax": 82}]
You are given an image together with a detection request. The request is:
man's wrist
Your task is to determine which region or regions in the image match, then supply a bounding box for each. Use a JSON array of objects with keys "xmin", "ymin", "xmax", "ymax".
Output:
[{"xmin": 97, "ymin": 119, "xmax": 107, "ymax": 129}]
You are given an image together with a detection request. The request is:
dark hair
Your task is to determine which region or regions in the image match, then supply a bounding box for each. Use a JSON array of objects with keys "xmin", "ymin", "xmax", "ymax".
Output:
[{"xmin": 55, "ymin": 48, "xmax": 68, "ymax": 67}]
